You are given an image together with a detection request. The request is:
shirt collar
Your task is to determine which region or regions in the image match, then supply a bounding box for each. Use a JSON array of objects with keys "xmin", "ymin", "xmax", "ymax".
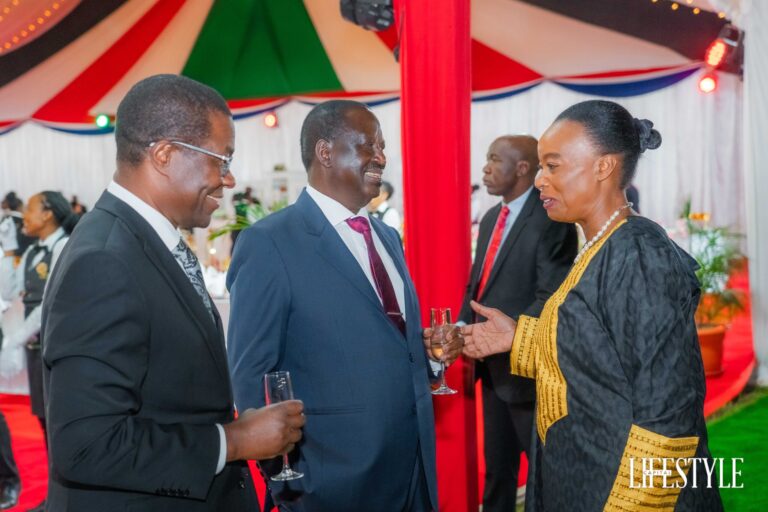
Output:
[
  {"xmin": 376, "ymin": 201, "xmax": 390, "ymax": 213},
  {"xmin": 39, "ymin": 226, "xmax": 66, "ymax": 249},
  {"xmin": 107, "ymin": 180, "xmax": 181, "ymax": 251},
  {"xmin": 305, "ymin": 185, "xmax": 369, "ymax": 227},
  {"xmin": 502, "ymin": 186, "xmax": 534, "ymax": 210}
]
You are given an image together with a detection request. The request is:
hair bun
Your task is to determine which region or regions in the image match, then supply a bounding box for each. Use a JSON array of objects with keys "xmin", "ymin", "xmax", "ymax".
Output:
[{"xmin": 633, "ymin": 118, "xmax": 662, "ymax": 152}]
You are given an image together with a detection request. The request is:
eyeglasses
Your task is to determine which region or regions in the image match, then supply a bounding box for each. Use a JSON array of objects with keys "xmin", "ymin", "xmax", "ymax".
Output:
[{"xmin": 149, "ymin": 140, "xmax": 232, "ymax": 177}]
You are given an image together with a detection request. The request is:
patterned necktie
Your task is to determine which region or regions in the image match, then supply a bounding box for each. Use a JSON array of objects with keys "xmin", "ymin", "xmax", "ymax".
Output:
[
  {"xmin": 171, "ymin": 238, "xmax": 215, "ymax": 322},
  {"xmin": 476, "ymin": 205, "xmax": 510, "ymax": 299},
  {"xmin": 346, "ymin": 216, "xmax": 406, "ymax": 336}
]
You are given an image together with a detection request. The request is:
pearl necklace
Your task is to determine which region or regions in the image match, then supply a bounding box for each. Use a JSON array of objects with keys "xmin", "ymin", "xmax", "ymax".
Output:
[{"xmin": 574, "ymin": 202, "xmax": 633, "ymax": 264}]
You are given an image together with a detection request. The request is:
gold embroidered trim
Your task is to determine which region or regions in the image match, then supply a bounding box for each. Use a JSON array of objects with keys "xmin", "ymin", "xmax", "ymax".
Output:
[
  {"xmin": 511, "ymin": 315, "xmax": 538, "ymax": 378},
  {"xmin": 534, "ymin": 220, "xmax": 627, "ymax": 444},
  {"xmin": 604, "ymin": 424, "xmax": 699, "ymax": 512}
]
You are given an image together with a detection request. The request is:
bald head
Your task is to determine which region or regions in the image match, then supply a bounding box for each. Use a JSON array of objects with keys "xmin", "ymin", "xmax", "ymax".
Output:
[
  {"xmin": 483, "ymin": 135, "xmax": 538, "ymax": 202},
  {"xmin": 496, "ymin": 135, "xmax": 538, "ymax": 176}
]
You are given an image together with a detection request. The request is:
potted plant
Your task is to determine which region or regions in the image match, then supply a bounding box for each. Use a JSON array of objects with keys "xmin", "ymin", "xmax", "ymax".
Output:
[
  {"xmin": 208, "ymin": 200, "xmax": 287, "ymax": 241},
  {"xmin": 685, "ymin": 211, "xmax": 745, "ymax": 376}
]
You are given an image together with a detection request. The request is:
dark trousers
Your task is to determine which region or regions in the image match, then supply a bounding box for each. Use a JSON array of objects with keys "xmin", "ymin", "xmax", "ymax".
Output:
[
  {"xmin": 0, "ymin": 412, "xmax": 19, "ymax": 485},
  {"xmin": 481, "ymin": 382, "xmax": 534, "ymax": 512}
]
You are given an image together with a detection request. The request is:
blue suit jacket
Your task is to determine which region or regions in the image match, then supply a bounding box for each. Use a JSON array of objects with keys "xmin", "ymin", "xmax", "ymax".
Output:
[{"xmin": 227, "ymin": 190, "xmax": 438, "ymax": 511}]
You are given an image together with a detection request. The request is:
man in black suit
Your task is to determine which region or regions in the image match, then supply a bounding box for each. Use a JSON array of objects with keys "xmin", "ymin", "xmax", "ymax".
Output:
[
  {"xmin": 458, "ymin": 135, "xmax": 577, "ymax": 512},
  {"xmin": 41, "ymin": 74, "xmax": 305, "ymax": 511}
]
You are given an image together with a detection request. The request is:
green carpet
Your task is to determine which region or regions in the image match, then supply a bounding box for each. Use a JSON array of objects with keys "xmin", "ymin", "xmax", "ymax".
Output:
[{"xmin": 707, "ymin": 389, "xmax": 768, "ymax": 511}]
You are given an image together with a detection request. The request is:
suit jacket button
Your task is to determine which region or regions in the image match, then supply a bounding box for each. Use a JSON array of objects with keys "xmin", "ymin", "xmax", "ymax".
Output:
[
  {"xmin": 239, "ymin": 478, "xmax": 246, "ymax": 489},
  {"xmin": 409, "ymin": 352, "xmax": 414, "ymax": 363},
  {"xmin": 184, "ymin": 489, "xmax": 190, "ymax": 497}
]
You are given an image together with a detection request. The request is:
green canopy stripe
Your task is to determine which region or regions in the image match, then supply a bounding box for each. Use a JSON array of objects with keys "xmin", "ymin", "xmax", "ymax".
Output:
[{"xmin": 183, "ymin": 0, "xmax": 343, "ymax": 99}]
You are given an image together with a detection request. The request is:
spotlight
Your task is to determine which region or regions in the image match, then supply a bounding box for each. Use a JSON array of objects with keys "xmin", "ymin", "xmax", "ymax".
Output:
[
  {"xmin": 705, "ymin": 40, "xmax": 727, "ymax": 68},
  {"xmin": 703, "ymin": 24, "xmax": 743, "ymax": 75},
  {"xmin": 340, "ymin": 0, "xmax": 393, "ymax": 31},
  {"xmin": 264, "ymin": 112, "xmax": 278, "ymax": 128},
  {"xmin": 94, "ymin": 114, "xmax": 111, "ymax": 128},
  {"xmin": 698, "ymin": 73, "xmax": 718, "ymax": 94}
]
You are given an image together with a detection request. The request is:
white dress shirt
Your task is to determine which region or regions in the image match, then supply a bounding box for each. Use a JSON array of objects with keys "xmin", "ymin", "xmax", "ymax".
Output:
[
  {"xmin": 107, "ymin": 181, "xmax": 228, "ymax": 474},
  {"xmin": 484, "ymin": 186, "xmax": 534, "ymax": 270},
  {"xmin": 305, "ymin": 185, "xmax": 406, "ymax": 320}
]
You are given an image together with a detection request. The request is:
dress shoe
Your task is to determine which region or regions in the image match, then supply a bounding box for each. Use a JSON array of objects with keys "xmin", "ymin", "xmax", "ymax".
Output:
[
  {"xmin": 0, "ymin": 481, "xmax": 20, "ymax": 510},
  {"xmin": 26, "ymin": 499, "xmax": 46, "ymax": 512}
]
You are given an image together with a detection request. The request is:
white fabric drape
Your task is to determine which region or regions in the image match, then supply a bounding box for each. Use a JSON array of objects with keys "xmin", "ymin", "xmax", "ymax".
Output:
[
  {"xmin": 0, "ymin": 73, "xmax": 743, "ymax": 232},
  {"xmin": 742, "ymin": 0, "xmax": 768, "ymax": 385}
]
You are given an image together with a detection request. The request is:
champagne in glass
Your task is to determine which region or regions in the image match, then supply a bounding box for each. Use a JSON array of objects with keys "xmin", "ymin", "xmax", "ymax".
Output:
[
  {"xmin": 430, "ymin": 307, "xmax": 458, "ymax": 395},
  {"xmin": 264, "ymin": 371, "xmax": 304, "ymax": 481}
]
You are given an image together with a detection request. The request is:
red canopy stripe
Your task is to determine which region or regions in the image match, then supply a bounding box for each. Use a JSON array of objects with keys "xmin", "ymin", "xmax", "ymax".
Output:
[
  {"xmin": 32, "ymin": 0, "xmax": 186, "ymax": 124},
  {"xmin": 471, "ymin": 40, "xmax": 542, "ymax": 91},
  {"xmin": 559, "ymin": 63, "xmax": 696, "ymax": 80}
]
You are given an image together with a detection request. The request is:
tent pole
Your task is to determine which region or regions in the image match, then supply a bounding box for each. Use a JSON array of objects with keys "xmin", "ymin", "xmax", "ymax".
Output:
[{"xmin": 398, "ymin": 0, "xmax": 478, "ymax": 510}]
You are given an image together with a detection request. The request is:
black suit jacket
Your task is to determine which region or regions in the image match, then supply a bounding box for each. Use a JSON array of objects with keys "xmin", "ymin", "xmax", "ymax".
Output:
[
  {"xmin": 41, "ymin": 191, "xmax": 258, "ymax": 512},
  {"xmin": 459, "ymin": 189, "xmax": 577, "ymax": 403}
]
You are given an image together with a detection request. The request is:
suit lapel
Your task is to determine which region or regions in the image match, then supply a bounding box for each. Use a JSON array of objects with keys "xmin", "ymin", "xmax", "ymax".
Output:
[
  {"xmin": 95, "ymin": 192, "xmax": 230, "ymax": 380},
  {"xmin": 298, "ymin": 192, "xmax": 409, "ymax": 343},
  {"xmin": 478, "ymin": 189, "xmax": 540, "ymax": 300},
  {"xmin": 297, "ymin": 192, "xmax": 383, "ymax": 312}
]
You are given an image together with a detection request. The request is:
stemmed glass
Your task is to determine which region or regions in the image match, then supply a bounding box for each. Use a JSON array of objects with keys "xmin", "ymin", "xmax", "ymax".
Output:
[
  {"xmin": 430, "ymin": 307, "xmax": 458, "ymax": 395},
  {"xmin": 264, "ymin": 371, "xmax": 304, "ymax": 481}
]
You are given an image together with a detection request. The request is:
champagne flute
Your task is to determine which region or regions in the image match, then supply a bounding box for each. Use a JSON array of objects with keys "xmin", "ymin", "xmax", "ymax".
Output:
[
  {"xmin": 430, "ymin": 307, "xmax": 458, "ymax": 395},
  {"xmin": 264, "ymin": 371, "xmax": 304, "ymax": 481}
]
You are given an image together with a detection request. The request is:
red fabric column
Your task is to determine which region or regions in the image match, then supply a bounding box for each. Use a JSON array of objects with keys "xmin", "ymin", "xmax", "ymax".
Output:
[{"xmin": 397, "ymin": 1, "xmax": 476, "ymax": 511}]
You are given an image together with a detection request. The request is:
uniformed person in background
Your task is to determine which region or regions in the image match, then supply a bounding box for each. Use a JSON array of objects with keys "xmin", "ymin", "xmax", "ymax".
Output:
[{"xmin": 0, "ymin": 191, "xmax": 78, "ymax": 512}]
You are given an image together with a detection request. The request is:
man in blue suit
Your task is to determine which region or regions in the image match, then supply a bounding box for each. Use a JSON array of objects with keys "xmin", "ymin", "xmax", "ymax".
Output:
[{"xmin": 227, "ymin": 100, "xmax": 457, "ymax": 511}]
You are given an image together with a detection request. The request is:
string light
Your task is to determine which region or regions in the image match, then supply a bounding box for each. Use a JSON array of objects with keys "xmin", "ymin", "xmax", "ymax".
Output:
[
  {"xmin": 646, "ymin": 0, "xmax": 725, "ymax": 17},
  {"xmin": 0, "ymin": 0, "xmax": 68, "ymax": 54}
]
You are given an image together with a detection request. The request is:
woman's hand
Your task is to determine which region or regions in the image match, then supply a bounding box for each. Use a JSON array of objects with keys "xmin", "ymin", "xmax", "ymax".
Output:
[{"xmin": 461, "ymin": 301, "xmax": 517, "ymax": 359}]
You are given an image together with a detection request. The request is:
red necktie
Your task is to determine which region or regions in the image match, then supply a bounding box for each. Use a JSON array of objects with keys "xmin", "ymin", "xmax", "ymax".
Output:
[
  {"xmin": 476, "ymin": 205, "xmax": 510, "ymax": 299},
  {"xmin": 346, "ymin": 217, "xmax": 406, "ymax": 336}
]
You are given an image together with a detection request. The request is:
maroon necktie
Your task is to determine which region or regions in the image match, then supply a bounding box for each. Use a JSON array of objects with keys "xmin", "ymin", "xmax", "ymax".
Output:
[{"xmin": 346, "ymin": 216, "xmax": 406, "ymax": 336}]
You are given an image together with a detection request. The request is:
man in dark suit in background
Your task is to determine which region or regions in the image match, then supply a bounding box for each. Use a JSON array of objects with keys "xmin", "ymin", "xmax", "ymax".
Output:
[
  {"xmin": 41, "ymin": 74, "xmax": 305, "ymax": 512},
  {"xmin": 227, "ymin": 100, "xmax": 461, "ymax": 512},
  {"xmin": 459, "ymin": 135, "xmax": 577, "ymax": 512}
]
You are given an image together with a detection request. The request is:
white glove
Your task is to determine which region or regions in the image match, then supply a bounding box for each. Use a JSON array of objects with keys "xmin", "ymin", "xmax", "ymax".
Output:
[
  {"xmin": 0, "ymin": 329, "xmax": 26, "ymax": 378},
  {"xmin": 0, "ymin": 216, "xmax": 18, "ymax": 252}
]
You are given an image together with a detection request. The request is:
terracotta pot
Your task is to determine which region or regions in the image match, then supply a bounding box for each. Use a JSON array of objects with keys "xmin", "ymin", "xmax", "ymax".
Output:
[{"xmin": 697, "ymin": 324, "xmax": 726, "ymax": 377}]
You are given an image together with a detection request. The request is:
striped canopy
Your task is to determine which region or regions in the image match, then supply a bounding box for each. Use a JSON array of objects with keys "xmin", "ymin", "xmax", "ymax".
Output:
[{"xmin": 0, "ymin": 0, "xmax": 731, "ymax": 134}]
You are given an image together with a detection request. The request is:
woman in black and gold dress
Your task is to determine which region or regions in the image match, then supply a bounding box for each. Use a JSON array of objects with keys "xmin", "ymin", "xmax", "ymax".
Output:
[{"xmin": 462, "ymin": 100, "xmax": 723, "ymax": 511}]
